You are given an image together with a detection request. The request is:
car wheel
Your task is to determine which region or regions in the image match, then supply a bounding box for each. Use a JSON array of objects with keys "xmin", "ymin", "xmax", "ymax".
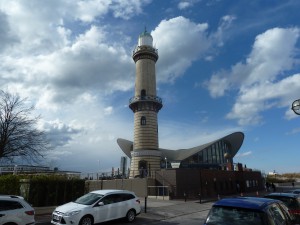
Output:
[
  {"xmin": 126, "ymin": 209, "xmax": 136, "ymax": 222},
  {"xmin": 79, "ymin": 216, "xmax": 93, "ymax": 225}
]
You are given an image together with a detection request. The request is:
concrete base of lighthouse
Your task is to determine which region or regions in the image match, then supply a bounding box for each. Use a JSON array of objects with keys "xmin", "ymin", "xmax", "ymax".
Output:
[{"xmin": 129, "ymin": 150, "xmax": 161, "ymax": 178}]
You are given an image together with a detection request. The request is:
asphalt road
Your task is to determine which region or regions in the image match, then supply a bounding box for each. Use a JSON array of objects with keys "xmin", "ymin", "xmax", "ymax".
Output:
[{"xmin": 37, "ymin": 210, "xmax": 210, "ymax": 225}]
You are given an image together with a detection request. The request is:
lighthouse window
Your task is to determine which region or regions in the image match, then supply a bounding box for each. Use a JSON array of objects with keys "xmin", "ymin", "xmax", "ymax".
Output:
[
  {"xmin": 141, "ymin": 116, "xmax": 146, "ymax": 125},
  {"xmin": 141, "ymin": 89, "xmax": 146, "ymax": 99}
]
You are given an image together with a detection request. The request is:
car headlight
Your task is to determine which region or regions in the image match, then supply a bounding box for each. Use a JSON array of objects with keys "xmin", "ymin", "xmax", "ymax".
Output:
[{"xmin": 64, "ymin": 210, "xmax": 81, "ymax": 216}]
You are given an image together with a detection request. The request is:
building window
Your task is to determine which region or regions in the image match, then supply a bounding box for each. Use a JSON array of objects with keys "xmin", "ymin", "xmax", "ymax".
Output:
[
  {"xmin": 212, "ymin": 144, "xmax": 216, "ymax": 163},
  {"xmin": 141, "ymin": 89, "xmax": 146, "ymax": 99},
  {"xmin": 141, "ymin": 116, "xmax": 146, "ymax": 125},
  {"xmin": 198, "ymin": 151, "xmax": 203, "ymax": 162},
  {"xmin": 203, "ymin": 149, "xmax": 208, "ymax": 163},
  {"xmin": 216, "ymin": 142, "xmax": 220, "ymax": 163},
  {"xmin": 207, "ymin": 147, "xmax": 212, "ymax": 163}
]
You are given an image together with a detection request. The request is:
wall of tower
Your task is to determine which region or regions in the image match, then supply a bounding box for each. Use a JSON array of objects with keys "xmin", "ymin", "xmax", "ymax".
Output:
[
  {"xmin": 133, "ymin": 111, "xmax": 158, "ymax": 150},
  {"xmin": 135, "ymin": 59, "xmax": 157, "ymax": 96},
  {"xmin": 130, "ymin": 155, "xmax": 161, "ymax": 178}
]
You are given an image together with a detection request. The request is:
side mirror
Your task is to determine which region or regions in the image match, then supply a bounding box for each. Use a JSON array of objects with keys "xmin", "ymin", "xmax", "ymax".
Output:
[{"xmin": 98, "ymin": 202, "xmax": 104, "ymax": 206}]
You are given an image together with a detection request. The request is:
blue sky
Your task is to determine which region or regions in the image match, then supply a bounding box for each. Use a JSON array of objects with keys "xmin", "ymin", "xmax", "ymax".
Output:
[{"xmin": 0, "ymin": 0, "xmax": 299, "ymax": 175}]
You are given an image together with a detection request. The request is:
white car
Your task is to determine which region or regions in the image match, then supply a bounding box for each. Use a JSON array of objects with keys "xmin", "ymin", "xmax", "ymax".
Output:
[
  {"xmin": 51, "ymin": 189, "xmax": 141, "ymax": 225},
  {"xmin": 0, "ymin": 195, "xmax": 35, "ymax": 225}
]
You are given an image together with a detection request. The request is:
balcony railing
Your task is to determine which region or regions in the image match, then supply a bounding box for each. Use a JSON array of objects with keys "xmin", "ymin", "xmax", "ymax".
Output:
[
  {"xmin": 129, "ymin": 95, "xmax": 162, "ymax": 104},
  {"xmin": 133, "ymin": 45, "xmax": 158, "ymax": 55}
]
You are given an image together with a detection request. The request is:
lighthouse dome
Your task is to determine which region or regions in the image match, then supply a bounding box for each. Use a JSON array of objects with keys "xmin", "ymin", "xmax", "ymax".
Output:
[{"xmin": 138, "ymin": 29, "xmax": 153, "ymax": 47}]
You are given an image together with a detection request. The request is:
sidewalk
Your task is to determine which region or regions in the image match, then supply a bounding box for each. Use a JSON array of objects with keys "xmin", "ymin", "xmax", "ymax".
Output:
[{"xmin": 138, "ymin": 198, "xmax": 213, "ymax": 221}]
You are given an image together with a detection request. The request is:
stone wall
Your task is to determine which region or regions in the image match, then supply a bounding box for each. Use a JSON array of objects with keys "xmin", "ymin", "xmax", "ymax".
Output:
[{"xmin": 85, "ymin": 178, "xmax": 155, "ymax": 198}]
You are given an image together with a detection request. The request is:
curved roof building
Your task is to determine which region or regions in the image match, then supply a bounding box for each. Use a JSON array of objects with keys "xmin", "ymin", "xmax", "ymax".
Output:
[{"xmin": 117, "ymin": 131, "xmax": 244, "ymax": 170}]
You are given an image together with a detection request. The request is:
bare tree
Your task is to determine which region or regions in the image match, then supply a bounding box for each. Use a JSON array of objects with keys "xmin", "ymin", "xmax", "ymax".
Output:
[{"xmin": 0, "ymin": 90, "xmax": 51, "ymax": 163}]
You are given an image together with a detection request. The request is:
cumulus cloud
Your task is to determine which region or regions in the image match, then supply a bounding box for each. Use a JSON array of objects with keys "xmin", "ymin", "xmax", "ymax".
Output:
[
  {"xmin": 205, "ymin": 27, "xmax": 300, "ymax": 125},
  {"xmin": 0, "ymin": 7, "xmax": 134, "ymax": 108},
  {"xmin": 0, "ymin": 0, "xmax": 147, "ymax": 171},
  {"xmin": 151, "ymin": 15, "xmax": 236, "ymax": 83},
  {"xmin": 0, "ymin": 11, "xmax": 19, "ymax": 52},
  {"xmin": 152, "ymin": 16, "xmax": 211, "ymax": 82},
  {"xmin": 40, "ymin": 119, "xmax": 82, "ymax": 148}
]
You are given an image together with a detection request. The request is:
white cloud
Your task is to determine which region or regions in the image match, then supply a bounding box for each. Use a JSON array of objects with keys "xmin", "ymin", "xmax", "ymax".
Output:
[
  {"xmin": 110, "ymin": 0, "xmax": 151, "ymax": 20},
  {"xmin": 0, "ymin": 0, "xmax": 143, "ymax": 172},
  {"xmin": 1, "ymin": 24, "xmax": 134, "ymax": 109},
  {"xmin": 235, "ymin": 151, "xmax": 252, "ymax": 158},
  {"xmin": 177, "ymin": 0, "xmax": 200, "ymax": 10},
  {"xmin": 151, "ymin": 15, "xmax": 237, "ymax": 83},
  {"xmin": 76, "ymin": 0, "xmax": 112, "ymax": 22},
  {"xmin": 152, "ymin": 16, "xmax": 211, "ymax": 83},
  {"xmin": 205, "ymin": 27, "xmax": 300, "ymax": 125},
  {"xmin": 213, "ymin": 15, "xmax": 236, "ymax": 47},
  {"xmin": 178, "ymin": 2, "xmax": 192, "ymax": 10}
]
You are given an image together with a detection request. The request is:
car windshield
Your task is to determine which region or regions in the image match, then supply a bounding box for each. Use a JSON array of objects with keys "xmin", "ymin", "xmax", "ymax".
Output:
[
  {"xmin": 74, "ymin": 193, "xmax": 104, "ymax": 205},
  {"xmin": 205, "ymin": 206, "xmax": 264, "ymax": 225}
]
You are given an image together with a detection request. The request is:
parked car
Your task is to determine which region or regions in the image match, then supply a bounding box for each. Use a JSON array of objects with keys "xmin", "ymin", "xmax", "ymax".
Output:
[
  {"xmin": 0, "ymin": 195, "xmax": 35, "ymax": 225},
  {"xmin": 204, "ymin": 197, "xmax": 298, "ymax": 225},
  {"xmin": 289, "ymin": 189, "xmax": 300, "ymax": 194},
  {"xmin": 51, "ymin": 189, "xmax": 141, "ymax": 225},
  {"xmin": 264, "ymin": 192, "xmax": 300, "ymax": 223}
]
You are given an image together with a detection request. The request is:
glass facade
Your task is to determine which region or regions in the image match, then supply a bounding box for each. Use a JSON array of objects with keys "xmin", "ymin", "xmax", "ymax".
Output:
[{"xmin": 181, "ymin": 140, "xmax": 231, "ymax": 168}]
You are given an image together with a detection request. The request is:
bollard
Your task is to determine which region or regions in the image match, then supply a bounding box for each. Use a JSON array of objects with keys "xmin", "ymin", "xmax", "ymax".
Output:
[
  {"xmin": 144, "ymin": 197, "xmax": 147, "ymax": 213},
  {"xmin": 198, "ymin": 193, "xmax": 202, "ymax": 204},
  {"xmin": 184, "ymin": 192, "xmax": 187, "ymax": 202}
]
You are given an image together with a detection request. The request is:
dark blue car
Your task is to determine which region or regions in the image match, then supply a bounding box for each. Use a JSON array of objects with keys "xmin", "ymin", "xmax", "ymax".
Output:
[
  {"xmin": 204, "ymin": 197, "xmax": 298, "ymax": 225},
  {"xmin": 264, "ymin": 192, "xmax": 300, "ymax": 223}
]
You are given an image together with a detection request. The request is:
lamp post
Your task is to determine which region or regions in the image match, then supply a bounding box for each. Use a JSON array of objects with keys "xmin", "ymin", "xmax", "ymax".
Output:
[
  {"xmin": 97, "ymin": 160, "xmax": 100, "ymax": 180},
  {"xmin": 162, "ymin": 157, "xmax": 167, "ymax": 200},
  {"xmin": 292, "ymin": 99, "xmax": 300, "ymax": 115},
  {"xmin": 165, "ymin": 157, "xmax": 167, "ymax": 169}
]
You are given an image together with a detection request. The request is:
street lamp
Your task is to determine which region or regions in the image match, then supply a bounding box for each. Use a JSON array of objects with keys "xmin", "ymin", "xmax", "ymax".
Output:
[
  {"xmin": 162, "ymin": 156, "xmax": 168, "ymax": 200},
  {"xmin": 292, "ymin": 99, "xmax": 300, "ymax": 115},
  {"xmin": 165, "ymin": 157, "xmax": 167, "ymax": 169},
  {"xmin": 97, "ymin": 160, "xmax": 100, "ymax": 180}
]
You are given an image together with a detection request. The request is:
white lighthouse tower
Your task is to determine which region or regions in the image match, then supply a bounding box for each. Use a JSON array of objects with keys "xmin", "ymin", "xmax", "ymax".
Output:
[{"xmin": 128, "ymin": 29, "xmax": 163, "ymax": 178}]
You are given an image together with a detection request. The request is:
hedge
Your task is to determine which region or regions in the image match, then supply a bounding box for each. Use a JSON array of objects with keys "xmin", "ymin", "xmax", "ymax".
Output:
[
  {"xmin": 0, "ymin": 174, "xmax": 85, "ymax": 207},
  {"xmin": 0, "ymin": 174, "xmax": 20, "ymax": 195}
]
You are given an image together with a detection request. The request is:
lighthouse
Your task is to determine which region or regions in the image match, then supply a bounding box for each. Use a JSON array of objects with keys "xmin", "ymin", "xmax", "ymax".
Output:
[{"xmin": 128, "ymin": 29, "xmax": 163, "ymax": 178}]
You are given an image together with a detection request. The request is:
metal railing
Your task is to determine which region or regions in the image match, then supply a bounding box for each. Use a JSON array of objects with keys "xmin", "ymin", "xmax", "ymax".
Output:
[
  {"xmin": 129, "ymin": 95, "xmax": 162, "ymax": 104},
  {"xmin": 133, "ymin": 45, "xmax": 158, "ymax": 55}
]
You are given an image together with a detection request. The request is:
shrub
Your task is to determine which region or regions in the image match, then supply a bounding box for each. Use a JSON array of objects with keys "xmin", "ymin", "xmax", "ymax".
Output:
[
  {"xmin": 0, "ymin": 175, "xmax": 20, "ymax": 195},
  {"xmin": 0, "ymin": 174, "xmax": 85, "ymax": 207}
]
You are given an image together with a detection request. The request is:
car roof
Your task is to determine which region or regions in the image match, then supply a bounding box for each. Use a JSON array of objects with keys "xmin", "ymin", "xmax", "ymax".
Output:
[
  {"xmin": 213, "ymin": 197, "xmax": 281, "ymax": 211},
  {"xmin": 265, "ymin": 192, "xmax": 300, "ymax": 198},
  {"xmin": 0, "ymin": 195, "xmax": 24, "ymax": 200},
  {"xmin": 90, "ymin": 189, "xmax": 134, "ymax": 195}
]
